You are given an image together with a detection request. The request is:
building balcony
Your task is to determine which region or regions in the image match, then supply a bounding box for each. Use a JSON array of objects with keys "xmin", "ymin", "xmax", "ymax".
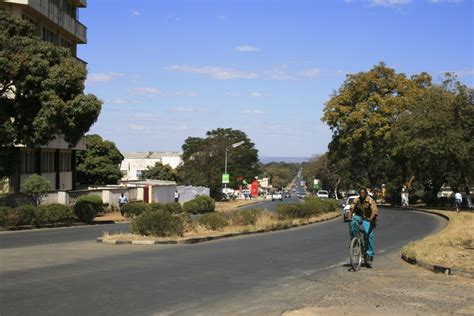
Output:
[{"xmin": 28, "ymin": 0, "xmax": 87, "ymax": 43}]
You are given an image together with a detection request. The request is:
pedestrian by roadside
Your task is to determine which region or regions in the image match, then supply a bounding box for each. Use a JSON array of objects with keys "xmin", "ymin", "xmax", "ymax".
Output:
[
  {"xmin": 118, "ymin": 193, "xmax": 128, "ymax": 216},
  {"xmin": 454, "ymin": 190, "xmax": 463, "ymax": 213},
  {"xmin": 174, "ymin": 190, "xmax": 180, "ymax": 203}
]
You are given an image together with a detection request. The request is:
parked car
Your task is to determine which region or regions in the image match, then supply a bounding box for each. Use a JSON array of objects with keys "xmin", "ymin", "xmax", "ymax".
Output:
[
  {"xmin": 316, "ymin": 190, "xmax": 329, "ymax": 199},
  {"xmin": 342, "ymin": 196, "xmax": 358, "ymax": 222},
  {"xmin": 272, "ymin": 191, "xmax": 283, "ymax": 201},
  {"xmin": 297, "ymin": 192, "xmax": 306, "ymax": 199}
]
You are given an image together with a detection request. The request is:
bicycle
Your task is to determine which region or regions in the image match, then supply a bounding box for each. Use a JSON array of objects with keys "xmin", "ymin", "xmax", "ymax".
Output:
[{"xmin": 349, "ymin": 227, "xmax": 367, "ymax": 271}]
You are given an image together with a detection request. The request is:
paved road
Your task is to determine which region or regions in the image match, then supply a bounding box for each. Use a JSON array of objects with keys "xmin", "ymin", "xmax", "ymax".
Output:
[{"xmin": 0, "ymin": 207, "xmax": 443, "ymax": 315}]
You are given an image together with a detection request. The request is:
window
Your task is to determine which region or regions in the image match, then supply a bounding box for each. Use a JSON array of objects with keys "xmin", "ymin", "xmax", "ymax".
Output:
[
  {"xmin": 21, "ymin": 150, "xmax": 36, "ymax": 174},
  {"xmin": 59, "ymin": 151, "xmax": 72, "ymax": 172},
  {"xmin": 42, "ymin": 27, "xmax": 58, "ymax": 44},
  {"xmin": 41, "ymin": 151, "xmax": 55, "ymax": 173}
]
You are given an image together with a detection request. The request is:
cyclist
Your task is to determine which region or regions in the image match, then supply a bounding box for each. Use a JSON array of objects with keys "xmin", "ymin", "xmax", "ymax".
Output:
[{"xmin": 349, "ymin": 188, "xmax": 378, "ymax": 268}]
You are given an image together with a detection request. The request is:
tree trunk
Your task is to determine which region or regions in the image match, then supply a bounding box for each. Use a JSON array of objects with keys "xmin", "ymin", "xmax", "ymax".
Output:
[
  {"xmin": 334, "ymin": 178, "xmax": 341, "ymax": 200},
  {"xmin": 402, "ymin": 175, "xmax": 416, "ymax": 206},
  {"xmin": 463, "ymin": 176, "xmax": 472, "ymax": 209}
]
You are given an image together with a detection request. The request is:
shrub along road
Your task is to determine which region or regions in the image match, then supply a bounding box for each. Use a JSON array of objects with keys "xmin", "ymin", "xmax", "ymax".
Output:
[{"xmin": 0, "ymin": 207, "xmax": 458, "ymax": 315}]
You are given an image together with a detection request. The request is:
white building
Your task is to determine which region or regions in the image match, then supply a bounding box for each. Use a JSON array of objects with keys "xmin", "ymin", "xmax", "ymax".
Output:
[{"xmin": 120, "ymin": 152, "xmax": 182, "ymax": 181}]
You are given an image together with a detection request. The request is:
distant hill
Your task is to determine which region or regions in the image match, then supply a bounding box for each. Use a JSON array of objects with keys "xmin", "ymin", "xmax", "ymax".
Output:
[{"xmin": 260, "ymin": 156, "xmax": 310, "ymax": 164}]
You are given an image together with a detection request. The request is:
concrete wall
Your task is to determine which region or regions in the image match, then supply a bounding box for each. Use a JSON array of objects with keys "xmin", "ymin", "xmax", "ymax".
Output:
[{"xmin": 152, "ymin": 185, "xmax": 177, "ymax": 204}]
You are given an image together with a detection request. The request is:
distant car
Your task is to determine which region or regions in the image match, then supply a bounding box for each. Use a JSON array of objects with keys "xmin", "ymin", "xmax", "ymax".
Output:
[
  {"xmin": 342, "ymin": 196, "xmax": 358, "ymax": 222},
  {"xmin": 272, "ymin": 191, "xmax": 283, "ymax": 201},
  {"xmin": 297, "ymin": 192, "xmax": 306, "ymax": 199},
  {"xmin": 284, "ymin": 192, "xmax": 291, "ymax": 198},
  {"xmin": 316, "ymin": 190, "xmax": 329, "ymax": 199}
]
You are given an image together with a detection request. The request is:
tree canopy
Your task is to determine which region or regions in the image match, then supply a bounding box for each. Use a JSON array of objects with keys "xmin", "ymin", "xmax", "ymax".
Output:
[
  {"xmin": 141, "ymin": 162, "xmax": 178, "ymax": 181},
  {"xmin": 178, "ymin": 128, "xmax": 260, "ymax": 197},
  {"xmin": 260, "ymin": 162, "xmax": 300, "ymax": 190},
  {"xmin": 0, "ymin": 13, "xmax": 101, "ymax": 178},
  {"xmin": 76, "ymin": 134, "xmax": 123, "ymax": 185},
  {"xmin": 320, "ymin": 62, "xmax": 473, "ymax": 205}
]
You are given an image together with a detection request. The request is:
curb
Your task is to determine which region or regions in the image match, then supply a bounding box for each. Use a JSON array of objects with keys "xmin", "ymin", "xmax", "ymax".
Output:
[
  {"xmin": 96, "ymin": 212, "xmax": 341, "ymax": 246},
  {"xmin": 401, "ymin": 253, "xmax": 474, "ymax": 279},
  {"xmin": 393, "ymin": 205, "xmax": 474, "ymax": 279}
]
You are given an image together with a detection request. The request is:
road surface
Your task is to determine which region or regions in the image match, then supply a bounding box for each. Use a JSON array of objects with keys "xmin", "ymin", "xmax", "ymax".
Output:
[{"xmin": 0, "ymin": 206, "xmax": 444, "ymax": 315}]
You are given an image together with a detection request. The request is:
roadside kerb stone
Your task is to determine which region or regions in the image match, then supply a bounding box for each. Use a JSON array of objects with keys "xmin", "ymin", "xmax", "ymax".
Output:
[{"xmin": 96, "ymin": 212, "xmax": 342, "ymax": 246}]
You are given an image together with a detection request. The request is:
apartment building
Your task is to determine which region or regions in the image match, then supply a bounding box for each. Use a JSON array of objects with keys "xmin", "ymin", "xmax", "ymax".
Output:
[
  {"xmin": 120, "ymin": 152, "xmax": 183, "ymax": 181},
  {"xmin": 1, "ymin": 0, "xmax": 88, "ymax": 192}
]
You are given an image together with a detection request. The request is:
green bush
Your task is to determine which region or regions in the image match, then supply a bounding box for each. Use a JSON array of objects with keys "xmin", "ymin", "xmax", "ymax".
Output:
[
  {"xmin": 121, "ymin": 202, "xmax": 150, "ymax": 218},
  {"xmin": 150, "ymin": 202, "xmax": 183, "ymax": 214},
  {"xmin": 198, "ymin": 212, "xmax": 228, "ymax": 230},
  {"xmin": 0, "ymin": 207, "xmax": 19, "ymax": 228},
  {"xmin": 130, "ymin": 210, "xmax": 185, "ymax": 237},
  {"xmin": 40, "ymin": 204, "xmax": 72, "ymax": 226},
  {"xmin": 21, "ymin": 174, "xmax": 52, "ymax": 206},
  {"xmin": 229, "ymin": 208, "xmax": 262, "ymax": 226},
  {"xmin": 74, "ymin": 195, "xmax": 103, "ymax": 223},
  {"xmin": 15, "ymin": 205, "xmax": 37, "ymax": 226},
  {"xmin": 183, "ymin": 195, "xmax": 215, "ymax": 214},
  {"xmin": 276, "ymin": 198, "xmax": 337, "ymax": 220}
]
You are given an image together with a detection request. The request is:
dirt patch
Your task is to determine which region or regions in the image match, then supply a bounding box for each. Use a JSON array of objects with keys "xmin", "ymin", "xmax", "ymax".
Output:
[
  {"xmin": 402, "ymin": 210, "xmax": 474, "ymax": 271},
  {"xmin": 94, "ymin": 212, "xmax": 126, "ymax": 223}
]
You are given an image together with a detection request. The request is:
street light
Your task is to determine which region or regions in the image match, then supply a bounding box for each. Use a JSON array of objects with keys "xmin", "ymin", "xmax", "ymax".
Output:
[{"xmin": 224, "ymin": 141, "xmax": 245, "ymax": 190}]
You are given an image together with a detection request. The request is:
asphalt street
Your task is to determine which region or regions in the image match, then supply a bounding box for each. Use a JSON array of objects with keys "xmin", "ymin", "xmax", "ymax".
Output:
[{"xmin": 0, "ymin": 206, "xmax": 443, "ymax": 315}]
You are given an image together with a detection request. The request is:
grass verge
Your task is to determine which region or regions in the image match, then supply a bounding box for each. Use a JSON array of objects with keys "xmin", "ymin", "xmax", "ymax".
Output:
[
  {"xmin": 215, "ymin": 199, "xmax": 261, "ymax": 212},
  {"xmin": 402, "ymin": 210, "xmax": 473, "ymax": 271}
]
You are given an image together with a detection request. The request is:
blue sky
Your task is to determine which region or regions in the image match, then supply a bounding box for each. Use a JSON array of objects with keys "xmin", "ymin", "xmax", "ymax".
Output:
[{"xmin": 80, "ymin": 0, "xmax": 473, "ymax": 157}]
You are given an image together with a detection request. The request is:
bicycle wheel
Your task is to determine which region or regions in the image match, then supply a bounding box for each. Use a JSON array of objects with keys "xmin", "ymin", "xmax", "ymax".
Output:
[{"xmin": 349, "ymin": 237, "xmax": 362, "ymax": 271}]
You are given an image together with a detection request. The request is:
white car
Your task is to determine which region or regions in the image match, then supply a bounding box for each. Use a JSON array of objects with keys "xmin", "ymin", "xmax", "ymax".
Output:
[
  {"xmin": 342, "ymin": 196, "xmax": 358, "ymax": 222},
  {"xmin": 316, "ymin": 190, "xmax": 329, "ymax": 199},
  {"xmin": 271, "ymin": 191, "xmax": 283, "ymax": 201}
]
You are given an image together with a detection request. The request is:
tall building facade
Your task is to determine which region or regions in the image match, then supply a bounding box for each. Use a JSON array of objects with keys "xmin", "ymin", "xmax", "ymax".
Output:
[{"xmin": 1, "ymin": 0, "xmax": 88, "ymax": 192}]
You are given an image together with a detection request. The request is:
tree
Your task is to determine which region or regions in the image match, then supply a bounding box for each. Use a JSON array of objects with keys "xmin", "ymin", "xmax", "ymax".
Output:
[
  {"xmin": 141, "ymin": 162, "xmax": 178, "ymax": 181},
  {"xmin": 303, "ymin": 153, "xmax": 350, "ymax": 199},
  {"xmin": 322, "ymin": 62, "xmax": 431, "ymax": 189},
  {"xmin": 0, "ymin": 13, "xmax": 102, "ymax": 179},
  {"xmin": 261, "ymin": 162, "xmax": 300, "ymax": 190},
  {"xmin": 22, "ymin": 175, "xmax": 52, "ymax": 206},
  {"xmin": 76, "ymin": 134, "xmax": 123, "ymax": 185},
  {"xmin": 390, "ymin": 76, "xmax": 474, "ymax": 206},
  {"xmin": 178, "ymin": 128, "xmax": 260, "ymax": 197}
]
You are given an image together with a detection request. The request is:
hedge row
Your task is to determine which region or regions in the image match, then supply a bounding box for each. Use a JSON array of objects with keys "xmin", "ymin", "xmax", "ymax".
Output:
[
  {"xmin": 122, "ymin": 195, "xmax": 214, "ymax": 218},
  {"xmin": 276, "ymin": 197, "xmax": 338, "ymax": 220},
  {"xmin": 0, "ymin": 194, "xmax": 105, "ymax": 229},
  {"xmin": 130, "ymin": 210, "xmax": 188, "ymax": 237},
  {"xmin": 0, "ymin": 204, "xmax": 72, "ymax": 228}
]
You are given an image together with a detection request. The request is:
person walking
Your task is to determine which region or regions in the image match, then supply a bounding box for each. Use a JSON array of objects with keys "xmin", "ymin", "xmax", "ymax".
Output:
[
  {"xmin": 174, "ymin": 190, "xmax": 180, "ymax": 203},
  {"xmin": 118, "ymin": 193, "xmax": 128, "ymax": 216},
  {"xmin": 454, "ymin": 190, "xmax": 463, "ymax": 213}
]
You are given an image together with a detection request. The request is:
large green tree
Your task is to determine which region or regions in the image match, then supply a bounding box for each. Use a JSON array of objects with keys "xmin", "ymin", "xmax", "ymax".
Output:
[
  {"xmin": 178, "ymin": 128, "xmax": 260, "ymax": 197},
  {"xmin": 0, "ymin": 13, "xmax": 102, "ymax": 178},
  {"xmin": 141, "ymin": 162, "xmax": 178, "ymax": 181},
  {"xmin": 76, "ymin": 134, "xmax": 123, "ymax": 185},
  {"xmin": 390, "ymin": 75, "xmax": 474, "ymax": 206},
  {"xmin": 322, "ymin": 62, "xmax": 431, "ymax": 189}
]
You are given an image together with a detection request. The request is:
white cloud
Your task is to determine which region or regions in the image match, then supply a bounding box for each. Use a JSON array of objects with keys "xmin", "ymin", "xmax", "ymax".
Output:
[
  {"xmin": 170, "ymin": 106, "xmax": 207, "ymax": 113},
  {"xmin": 88, "ymin": 72, "xmax": 124, "ymax": 82},
  {"xmin": 166, "ymin": 91, "xmax": 199, "ymax": 97},
  {"xmin": 370, "ymin": 0, "xmax": 412, "ymax": 6},
  {"xmin": 235, "ymin": 45, "xmax": 260, "ymax": 52},
  {"xmin": 241, "ymin": 109, "xmax": 265, "ymax": 115},
  {"xmin": 226, "ymin": 92, "xmax": 241, "ymax": 97},
  {"xmin": 300, "ymin": 68, "xmax": 321, "ymax": 78},
  {"xmin": 166, "ymin": 65, "xmax": 258, "ymax": 80},
  {"xmin": 264, "ymin": 65, "xmax": 295, "ymax": 80},
  {"xmin": 129, "ymin": 124, "xmax": 145, "ymax": 130},
  {"xmin": 130, "ymin": 87, "xmax": 161, "ymax": 96},
  {"xmin": 105, "ymin": 98, "xmax": 137, "ymax": 105},
  {"xmin": 135, "ymin": 113, "xmax": 153, "ymax": 118},
  {"xmin": 249, "ymin": 92, "xmax": 264, "ymax": 98},
  {"xmin": 131, "ymin": 10, "xmax": 141, "ymax": 16}
]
